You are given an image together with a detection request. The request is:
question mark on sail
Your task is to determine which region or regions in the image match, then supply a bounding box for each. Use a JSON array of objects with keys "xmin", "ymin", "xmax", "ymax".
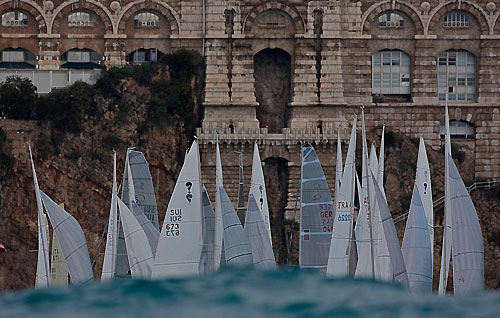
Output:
[
  {"xmin": 186, "ymin": 182, "xmax": 193, "ymax": 203},
  {"xmin": 423, "ymin": 182, "xmax": 428, "ymax": 195},
  {"xmin": 259, "ymin": 185, "xmax": 264, "ymax": 209}
]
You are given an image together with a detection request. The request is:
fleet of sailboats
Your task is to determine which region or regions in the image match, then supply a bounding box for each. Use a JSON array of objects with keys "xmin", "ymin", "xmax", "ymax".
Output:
[{"xmin": 26, "ymin": 104, "xmax": 485, "ymax": 295}]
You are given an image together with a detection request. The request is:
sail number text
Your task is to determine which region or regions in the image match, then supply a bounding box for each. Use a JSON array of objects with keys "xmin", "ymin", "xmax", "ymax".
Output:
[
  {"xmin": 165, "ymin": 209, "xmax": 182, "ymax": 236},
  {"xmin": 319, "ymin": 204, "xmax": 333, "ymax": 232}
]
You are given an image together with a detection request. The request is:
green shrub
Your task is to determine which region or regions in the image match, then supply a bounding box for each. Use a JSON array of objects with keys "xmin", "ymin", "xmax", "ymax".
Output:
[
  {"xmin": 36, "ymin": 133, "xmax": 56, "ymax": 160},
  {"xmin": 0, "ymin": 76, "xmax": 38, "ymax": 119}
]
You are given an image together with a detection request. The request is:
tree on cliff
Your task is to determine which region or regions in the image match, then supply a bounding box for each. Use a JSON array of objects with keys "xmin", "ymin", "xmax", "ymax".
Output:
[{"xmin": 0, "ymin": 76, "xmax": 37, "ymax": 120}]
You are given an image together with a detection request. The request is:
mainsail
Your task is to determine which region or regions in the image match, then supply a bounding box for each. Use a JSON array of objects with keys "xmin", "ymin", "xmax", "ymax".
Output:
[
  {"xmin": 29, "ymin": 145, "xmax": 50, "ymax": 288},
  {"xmin": 117, "ymin": 198, "xmax": 154, "ymax": 279},
  {"xmin": 244, "ymin": 194, "xmax": 276, "ymax": 269},
  {"xmin": 39, "ymin": 191, "xmax": 93, "ymax": 284},
  {"xmin": 326, "ymin": 117, "xmax": 356, "ymax": 277},
  {"xmin": 439, "ymin": 103, "xmax": 453, "ymax": 294},
  {"xmin": 116, "ymin": 149, "xmax": 159, "ymax": 276},
  {"xmin": 299, "ymin": 146, "xmax": 334, "ymax": 269},
  {"xmin": 220, "ymin": 186, "xmax": 253, "ymax": 266},
  {"xmin": 51, "ymin": 230, "xmax": 69, "ymax": 285},
  {"xmin": 416, "ymin": 137, "xmax": 434, "ymax": 267},
  {"xmin": 249, "ymin": 143, "xmax": 271, "ymax": 243},
  {"xmin": 401, "ymin": 184, "xmax": 432, "ymax": 294},
  {"xmin": 335, "ymin": 127, "xmax": 343, "ymax": 204},
  {"xmin": 152, "ymin": 141, "xmax": 203, "ymax": 278},
  {"xmin": 214, "ymin": 140, "xmax": 224, "ymax": 270},
  {"xmin": 371, "ymin": 173, "xmax": 409, "ymax": 287},
  {"xmin": 102, "ymin": 151, "xmax": 118, "ymax": 281},
  {"xmin": 200, "ymin": 186, "xmax": 216, "ymax": 274},
  {"xmin": 448, "ymin": 155, "xmax": 484, "ymax": 294}
]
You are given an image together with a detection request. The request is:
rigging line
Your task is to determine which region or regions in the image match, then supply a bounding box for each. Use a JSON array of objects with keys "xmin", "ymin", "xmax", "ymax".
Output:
[
  {"xmin": 92, "ymin": 220, "xmax": 108, "ymax": 270},
  {"xmin": 286, "ymin": 187, "xmax": 300, "ymax": 265}
]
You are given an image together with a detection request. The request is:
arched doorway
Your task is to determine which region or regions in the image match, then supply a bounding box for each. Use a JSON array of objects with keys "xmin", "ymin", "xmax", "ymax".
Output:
[{"xmin": 254, "ymin": 48, "xmax": 291, "ymax": 133}]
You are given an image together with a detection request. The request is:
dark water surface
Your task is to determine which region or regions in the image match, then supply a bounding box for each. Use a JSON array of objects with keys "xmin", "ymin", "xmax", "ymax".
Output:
[{"xmin": 0, "ymin": 268, "xmax": 498, "ymax": 317}]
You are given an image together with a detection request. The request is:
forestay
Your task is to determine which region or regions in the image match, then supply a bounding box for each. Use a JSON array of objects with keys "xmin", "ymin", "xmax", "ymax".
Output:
[
  {"xmin": 299, "ymin": 146, "xmax": 334, "ymax": 269},
  {"xmin": 244, "ymin": 194, "xmax": 276, "ymax": 269},
  {"xmin": 152, "ymin": 141, "xmax": 203, "ymax": 278},
  {"xmin": 371, "ymin": 174, "xmax": 409, "ymax": 287},
  {"xmin": 401, "ymin": 184, "xmax": 432, "ymax": 294},
  {"xmin": 117, "ymin": 199, "xmax": 154, "ymax": 279},
  {"xmin": 200, "ymin": 186, "xmax": 216, "ymax": 274},
  {"xmin": 40, "ymin": 191, "xmax": 93, "ymax": 284},
  {"xmin": 220, "ymin": 186, "xmax": 253, "ymax": 266},
  {"xmin": 249, "ymin": 143, "xmax": 271, "ymax": 243},
  {"xmin": 327, "ymin": 117, "xmax": 356, "ymax": 277},
  {"xmin": 448, "ymin": 155, "xmax": 484, "ymax": 294}
]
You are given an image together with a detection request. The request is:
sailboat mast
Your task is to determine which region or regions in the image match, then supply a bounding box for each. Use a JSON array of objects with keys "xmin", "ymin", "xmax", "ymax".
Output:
[
  {"xmin": 361, "ymin": 107, "xmax": 376, "ymax": 280},
  {"xmin": 236, "ymin": 145, "xmax": 245, "ymax": 224},
  {"xmin": 29, "ymin": 144, "xmax": 51, "ymax": 287}
]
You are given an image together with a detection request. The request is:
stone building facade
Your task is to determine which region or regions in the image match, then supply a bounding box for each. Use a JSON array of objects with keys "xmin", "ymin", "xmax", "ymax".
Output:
[{"xmin": 1, "ymin": 0, "xmax": 499, "ymax": 220}]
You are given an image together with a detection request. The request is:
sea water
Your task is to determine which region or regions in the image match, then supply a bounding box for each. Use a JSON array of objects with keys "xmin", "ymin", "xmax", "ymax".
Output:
[{"xmin": 0, "ymin": 267, "xmax": 498, "ymax": 317}]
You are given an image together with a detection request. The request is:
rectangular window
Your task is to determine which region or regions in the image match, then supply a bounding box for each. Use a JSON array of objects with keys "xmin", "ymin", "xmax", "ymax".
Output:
[
  {"xmin": 2, "ymin": 51, "xmax": 24, "ymax": 62},
  {"xmin": 467, "ymin": 94, "xmax": 475, "ymax": 101},
  {"xmin": 457, "ymin": 52, "xmax": 466, "ymax": 66},
  {"xmin": 373, "ymin": 73, "xmax": 381, "ymax": 86},
  {"xmin": 458, "ymin": 94, "xmax": 466, "ymax": 101},
  {"xmin": 391, "ymin": 73, "xmax": 400, "ymax": 86},
  {"xmin": 68, "ymin": 51, "xmax": 90, "ymax": 63},
  {"xmin": 448, "ymin": 53, "xmax": 456, "ymax": 65},
  {"xmin": 439, "ymin": 93, "xmax": 446, "ymax": 101},
  {"xmin": 448, "ymin": 74, "xmax": 457, "ymax": 86},
  {"xmin": 438, "ymin": 73, "xmax": 447, "ymax": 87},
  {"xmin": 391, "ymin": 53, "xmax": 400, "ymax": 66},
  {"xmin": 372, "ymin": 52, "xmax": 381, "ymax": 66},
  {"xmin": 458, "ymin": 75, "xmax": 466, "ymax": 86},
  {"xmin": 383, "ymin": 73, "xmax": 391, "ymax": 86},
  {"xmin": 401, "ymin": 54, "xmax": 410, "ymax": 67},
  {"xmin": 383, "ymin": 53, "xmax": 391, "ymax": 66},
  {"xmin": 467, "ymin": 74, "xmax": 475, "ymax": 86},
  {"xmin": 438, "ymin": 54, "xmax": 447, "ymax": 65}
]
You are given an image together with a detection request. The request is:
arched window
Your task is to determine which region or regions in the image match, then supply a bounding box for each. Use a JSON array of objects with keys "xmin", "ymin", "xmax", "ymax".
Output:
[
  {"xmin": 444, "ymin": 11, "xmax": 469, "ymax": 28},
  {"xmin": 68, "ymin": 12, "xmax": 93, "ymax": 27},
  {"xmin": 378, "ymin": 11, "xmax": 404, "ymax": 28},
  {"xmin": 372, "ymin": 50, "xmax": 411, "ymax": 99},
  {"xmin": 134, "ymin": 12, "xmax": 159, "ymax": 27},
  {"xmin": 258, "ymin": 10, "xmax": 286, "ymax": 27},
  {"xmin": 2, "ymin": 11, "xmax": 27, "ymax": 26},
  {"xmin": 438, "ymin": 50, "xmax": 475, "ymax": 102},
  {"xmin": 440, "ymin": 120, "xmax": 475, "ymax": 139}
]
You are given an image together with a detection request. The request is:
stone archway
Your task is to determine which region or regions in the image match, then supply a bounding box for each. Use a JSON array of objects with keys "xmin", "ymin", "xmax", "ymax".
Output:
[{"xmin": 254, "ymin": 48, "xmax": 291, "ymax": 133}]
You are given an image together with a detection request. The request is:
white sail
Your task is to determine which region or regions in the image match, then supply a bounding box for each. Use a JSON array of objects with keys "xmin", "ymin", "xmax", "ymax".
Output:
[
  {"xmin": 249, "ymin": 143, "xmax": 271, "ymax": 244},
  {"xmin": 29, "ymin": 145, "xmax": 50, "ymax": 288},
  {"xmin": 117, "ymin": 198, "xmax": 154, "ymax": 279},
  {"xmin": 299, "ymin": 146, "xmax": 334, "ymax": 269},
  {"xmin": 401, "ymin": 184, "xmax": 432, "ymax": 294},
  {"xmin": 371, "ymin": 172, "xmax": 409, "ymax": 287},
  {"xmin": 355, "ymin": 111, "xmax": 379, "ymax": 279},
  {"xmin": 439, "ymin": 103, "xmax": 453, "ymax": 295},
  {"xmin": 152, "ymin": 141, "xmax": 203, "ymax": 278},
  {"xmin": 448, "ymin": 155, "xmax": 484, "ymax": 294},
  {"xmin": 122, "ymin": 150, "xmax": 160, "ymax": 227},
  {"xmin": 375, "ymin": 132, "xmax": 393, "ymax": 281},
  {"xmin": 51, "ymin": 230, "xmax": 69, "ymax": 285},
  {"xmin": 200, "ymin": 186, "xmax": 216, "ymax": 274},
  {"xmin": 35, "ymin": 213, "xmax": 50, "ymax": 288},
  {"xmin": 39, "ymin": 191, "xmax": 93, "ymax": 284},
  {"xmin": 214, "ymin": 140, "xmax": 224, "ymax": 270},
  {"xmin": 326, "ymin": 117, "xmax": 356, "ymax": 277},
  {"xmin": 219, "ymin": 186, "xmax": 253, "ymax": 266},
  {"xmin": 131, "ymin": 201, "xmax": 160, "ymax": 257},
  {"xmin": 244, "ymin": 194, "xmax": 276, "ymax": 269},
  {"xmin": 335, "ymin": 127, "xmax": 343, "ymax": 204},
  {"xmin": 416, "ymin": 137, "xmax": 434, "ymax": 268},
  {"xmin": 102, "ymin": 151, "xmax": 118, "ymax": 281}
]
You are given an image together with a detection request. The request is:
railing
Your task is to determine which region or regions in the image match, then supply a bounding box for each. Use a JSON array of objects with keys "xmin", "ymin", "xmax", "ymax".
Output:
[
  {"xmin": 196, "ymin": 126, "xmax": 351, "ymax": 145},
  {"xmin": 0, "ymin": 69, "xmax": 101, "ymax": 94},
  {"xmin": 393, "ymin": 180, "xmax": 499, "ymax": 224}
]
